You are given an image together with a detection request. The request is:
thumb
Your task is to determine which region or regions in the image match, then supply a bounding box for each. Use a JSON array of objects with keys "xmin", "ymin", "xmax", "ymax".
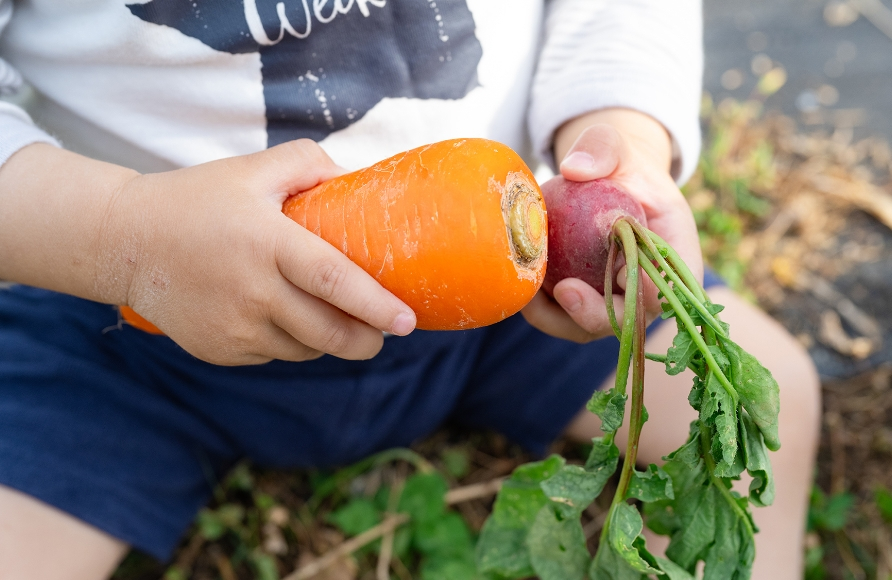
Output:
[
  {"xmin": 249, "ymin": 139, "xmax": 348, "ymax": 197},
  {"xmin": 559, "ymin": 123, "xmax": 629, "ymax": 182}
]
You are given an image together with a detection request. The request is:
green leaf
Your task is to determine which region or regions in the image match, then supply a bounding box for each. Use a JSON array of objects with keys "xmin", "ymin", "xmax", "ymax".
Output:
[
  {"xmin": 587, "ymin": 389, "xmax": 613, "ymax": 416},
  {"xmin": 627, "ymin": 464, "xmax": 675, "ymax": 503},
  {"xmin": 723, "ymin": 339, "xmax": 781, "ymax": 451},
  {"xmin": 585, "ymin": 436, "xmax": 621, "ymax": 474},
  {"xmin": 249, "ymin": 551, "xmax": 280, "ymax": 580},
  {"xmin": 421, "ymin": 552, "xmax": 478, "ymax": 580},
  {"xmin": 541, "ymin": 464, "xmax": 608, "ymax": 518},
  {"xmin": 608, "ymin": 503, "xmax": 663, "ymax": 574},
  {"xmin": 658, "ymin": 430, "xmax": 757, "ymax": 579},
  {"xmin": 327, "ymin": 498, "xmax": 381, "ymax": 536},
  {"xmin": 688, "ymin": 376, "xmax": 705, "ymax": 409},
  {"xmin": 475, "ymin": 518, "xmax": 535, "ymax": 579},
  {"xmin": 808, "ymin": 487, "xmax": 854, "ymax": 532},
  {"xmin": 663, "ymin": 444, "xmax": 717, "ymax": 571},
  {"xmin": 642, "ymin": 499, "xmax": 678, "ymax": 537},
  {"xmin": 875, "ymin": 486, "xmax": 892, "ymax": 524},
  {"xmin": 163, "ymin": 567, "xmax": 188, "ymax": 580},
  {"xmin": 711, "ymin": 411, "xmax": 744, "ymax": 479},
  {"xmin": 740, "ymin": 412, "xmax": 775, "ymax": 507},
  {"xmin": 393, "ymin": 526, "xmax": 413, "ymax": 560},
  {"xmin": 541, "ymin": 437, "xmax": 619, "ymax": 518},
  {"xmin": 589, "ymin": 504, "xmax": 671, "ymax": 579},
  {"xmin": 665, "ymin": 330, "xmax": 698, "ymax": 376},
  {"xmin": 476, "ymin": 455, "xmax": 565, "ymax": 579},
  {"xmin": 398, "ymin": 472, "xmax": 448, "ymax": 525},
  {"xmin": 225, "ymin": 462, "xmax": 254, "ymax": 491},
  {"xmin": 196, "ymin": 509, "xmax": 226, "ymax": 540},
  {"xmin": 587, "ymin": 388, "xmax": 627, "ymax": 434},
  {"xmin": 702, "ymin": 497, "xmax": 754, "ymax": 580},
  {"xmin": 492, "ymin": 455, "xmax": 565, "ymax": 529},
  {"xmin": 654, "ymin": 556, "xmax": 696, "ymax": 579},
  {"xmin": 804, "ymin": 543, "xmax": 827, "ymax": 580},
  {"xmin": 700, "ymin": 372, "xmax": 741, "ymax": 477},
  {"xmin": 196, "ymin": 504, "xmax": 245, "ymax": 540},
  {"xmin": 441, "ymin": 447, "xmax": 470, "ymax": 478},
  {"xmin": 590, "ymin": 541, "xmax": 646, "ymax": 580},
  {"xmin": 415, "ymin": 512, "xmax": 474, "ymax": 557},
  {"xmin": 526, "ymin": 505, "xmax": 589, "ymax": 580}
]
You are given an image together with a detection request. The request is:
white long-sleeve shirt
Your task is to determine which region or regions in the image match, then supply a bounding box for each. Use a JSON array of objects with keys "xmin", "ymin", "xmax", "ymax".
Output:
[{"xmin": 0, "ymin": 0, "xmax": 702, "ymax": 182}]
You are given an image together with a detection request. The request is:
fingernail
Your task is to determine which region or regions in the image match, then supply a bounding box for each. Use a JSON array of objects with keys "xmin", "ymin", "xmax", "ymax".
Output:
[
  {"xmin": 391, "ymin": 312, "xmax": 416, "ymax": 336},
  {"xmin": 561, "ymin": 151, "xmax": 595, "ymax": 172},
  {"xmin": 562, "ymin": 290, "xmax": 583, "ymax": 313}
]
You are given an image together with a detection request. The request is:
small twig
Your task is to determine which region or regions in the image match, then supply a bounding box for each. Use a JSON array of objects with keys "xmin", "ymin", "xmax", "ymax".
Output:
[
  {"xmin": 835, "ymin": 530, "xmax": 867, "ymax": 580},
  {"xmin": 284, "ymin": 514, "xmax": 409, "ymax": 580},
  {"xmin": 171, "ymin": 532, "xmax": 205, "ymax": 576},
  {"xmin": 444, "ymin": 477, "xmax": 505, "ymax": 505},
  {"xmin": 376, "ymin": 520, "xmax": 395, "ymax": 580},
  {"xmin": 209, "ymin": 545, "xmax": 238, "ymax": 580},
  {"xmin": 810, "ymin": 173, "xmax": 892, "ymax": 231},
  {"xmin": 376, "ymin": 475, "xmax": 404, "ymax": 580},
  {"xmin": 391, "ymin": 554, "xmax": 413, "ymax": 580}
]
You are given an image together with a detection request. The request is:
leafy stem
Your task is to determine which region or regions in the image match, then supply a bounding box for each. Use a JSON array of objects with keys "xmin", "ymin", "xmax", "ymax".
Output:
[
  {"xmin": 613, "ymin": 271, "xmax": 647, "ymax": 505},
  {"xmin": 645, "ymin": 229, "xmax": 708, "ymax": 304},
  {"xmin": 637, "ymin": 253, "xmax": 739, "ymax": 406},
  {"xmin": 637, "ymin": 239, "xmax": 727, "ymax": 339},
  {"xmin": 601, "ymin": 219, "xmax": 648, "ymax": 543},
  {"xmin": 613, "ymin": 220, "xmax": 640, "ymax": 400}
]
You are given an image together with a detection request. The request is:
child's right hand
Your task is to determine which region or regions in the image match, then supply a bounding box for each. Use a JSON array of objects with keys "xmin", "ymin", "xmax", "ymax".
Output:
[{"xmin": 0, "ymin": 141, "xmax": 417, "ymax": 366}]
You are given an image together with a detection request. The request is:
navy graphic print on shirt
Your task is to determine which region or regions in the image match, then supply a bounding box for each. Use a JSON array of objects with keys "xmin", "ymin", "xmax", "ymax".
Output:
[{"xmin": 128, "ymin": 0, "xmax": 483, "ymax": 147}]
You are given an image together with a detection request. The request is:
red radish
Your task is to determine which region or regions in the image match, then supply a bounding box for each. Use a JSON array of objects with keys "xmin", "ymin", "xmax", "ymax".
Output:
[
  {"xmin": 478, "ymin": 176, "xmax": 781, "ymax": 580},
  {"xmin": 541, "ymin": 177, "xmax": 646, "ymax": 295}
]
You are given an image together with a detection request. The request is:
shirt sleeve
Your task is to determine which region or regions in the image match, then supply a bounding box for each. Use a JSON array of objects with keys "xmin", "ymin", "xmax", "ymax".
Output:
[
  {"xmin": 529, "ymin": 0, "xmax": 703, "ymax": 184},
  {"xmin": 0, "ymin": 1, "xmax": 60, "ymax": 169}
]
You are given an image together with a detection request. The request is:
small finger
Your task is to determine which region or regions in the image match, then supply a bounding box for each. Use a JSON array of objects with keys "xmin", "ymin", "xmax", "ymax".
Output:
[
  {"xmin": 552, "ymin": 278, "xmax": 625, "ymax": 337},
  {"xmin": 275, "ymin": 221, "xmax": 416, "ymax": 336},
  {"xmin": 269, "ymin": 280, "xmax": 386, "ymax": 360},
  {"xmin": 521, "ymin": 292, "xmax": 603, "ymax": 343},
  {"xmin": 521, "ymin": 281, "xmax": 624, "ymax": 344},
  {"xmin": 249, "ymin": 324, "xmax": 326, "ymax": 363}
]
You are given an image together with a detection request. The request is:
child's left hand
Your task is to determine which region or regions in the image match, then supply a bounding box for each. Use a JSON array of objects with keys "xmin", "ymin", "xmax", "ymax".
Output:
[{"xmin": 522, "ymin": 108, "xmax": 703, "ymax": 343}]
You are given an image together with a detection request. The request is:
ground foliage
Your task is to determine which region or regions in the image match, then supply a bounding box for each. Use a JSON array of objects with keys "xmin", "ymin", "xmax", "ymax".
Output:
[{"xmin": 114, "ymin": 98, "xmax": 892, "ymax": 580}]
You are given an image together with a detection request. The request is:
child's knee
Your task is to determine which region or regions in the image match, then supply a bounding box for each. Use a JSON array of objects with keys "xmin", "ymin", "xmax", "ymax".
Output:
[{"xmin": 776, "ymin": 331, "xmax": 822, "ymax": 447}]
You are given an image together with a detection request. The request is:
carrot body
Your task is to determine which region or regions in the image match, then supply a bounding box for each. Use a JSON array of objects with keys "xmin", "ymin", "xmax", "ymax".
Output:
[
  {"xmin": 283, "ymin": 138, "xmax": 546, "ymax": 330},
  {"xmin": 121, "ymin": 138, "xmax": 546, "ymax": 333}
]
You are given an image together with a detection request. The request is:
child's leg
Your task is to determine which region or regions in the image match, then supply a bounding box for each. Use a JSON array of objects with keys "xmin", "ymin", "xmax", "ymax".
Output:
[
  {"xmin": 0, "ymin": 484, "xmax": 127, "ymax": 580},
  {"xmin": 564, "ymin": 286, "xmax": 821, "ymax": 579}
]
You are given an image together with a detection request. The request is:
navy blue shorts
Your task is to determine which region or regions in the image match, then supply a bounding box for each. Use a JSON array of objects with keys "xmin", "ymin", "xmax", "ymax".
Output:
[{"xmin": 0, "ymin": 273, "xmax": 720, "ymax": 559}]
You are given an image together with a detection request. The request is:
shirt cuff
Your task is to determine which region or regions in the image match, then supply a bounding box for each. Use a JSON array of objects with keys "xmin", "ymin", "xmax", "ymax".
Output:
[{"xmin": 0, "ymin": 102, "xmax": 60, "ymax": 168}]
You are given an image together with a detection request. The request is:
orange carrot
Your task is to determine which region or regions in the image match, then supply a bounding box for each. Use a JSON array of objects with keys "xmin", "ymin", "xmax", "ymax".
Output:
[{"xmin": 121, "ymin": 138, "xmax": 546, "ymax": 333}]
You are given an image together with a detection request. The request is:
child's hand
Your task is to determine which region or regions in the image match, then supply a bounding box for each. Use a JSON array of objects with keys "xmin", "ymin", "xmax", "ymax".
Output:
[
  {"xmin": 112, "ymin": 140, "xmax": 417, "ymax": 365},
  {"xmin": 0, "ymin": 141, "xmax": 415, "ymax": 366},
  {"xmin": 522, "ymin": 108, "xmax": 702, "ymax": 343}
]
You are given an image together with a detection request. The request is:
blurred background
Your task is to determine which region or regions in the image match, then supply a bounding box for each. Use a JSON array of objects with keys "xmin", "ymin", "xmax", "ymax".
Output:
[
  {"xmin": 696, "ymin": 0, "xmax": 892, "ymax": 578},
  {"xmin": 104, "ymin": 1, "xmax": 892, "ymax": 578}
]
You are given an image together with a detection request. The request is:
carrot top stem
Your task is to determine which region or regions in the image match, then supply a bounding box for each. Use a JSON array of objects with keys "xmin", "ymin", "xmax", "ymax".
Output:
[{"xmin": 504, "ymin": 179, "xmax": 546, "ymax": 264}]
